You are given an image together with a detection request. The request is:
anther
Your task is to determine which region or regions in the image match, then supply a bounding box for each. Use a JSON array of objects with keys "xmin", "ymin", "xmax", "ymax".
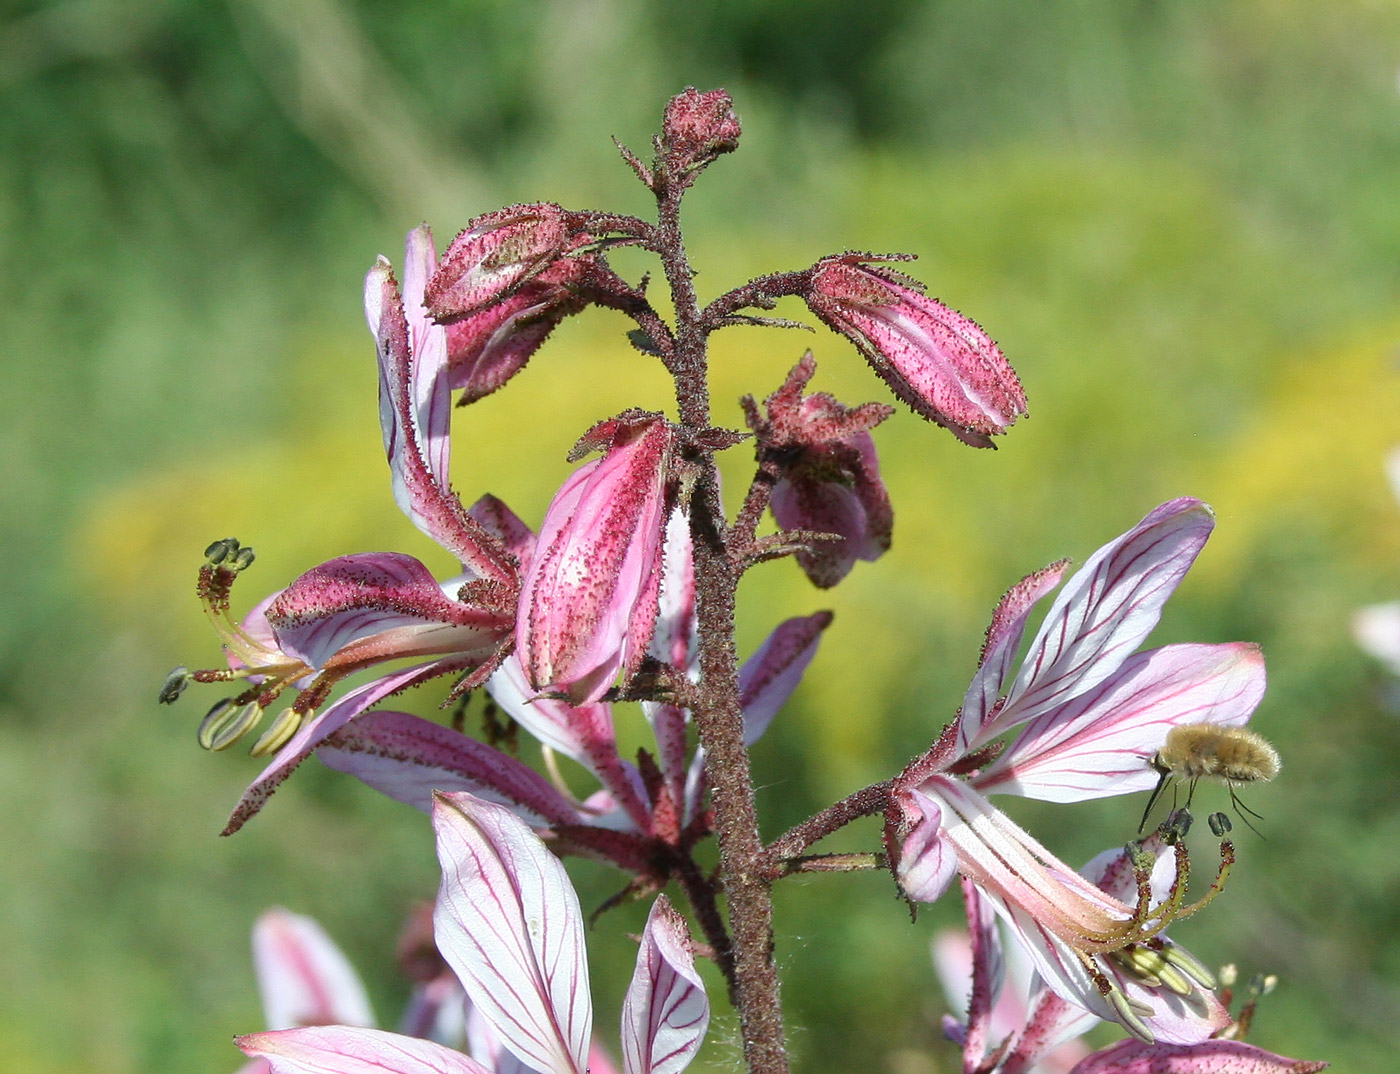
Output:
[
  {"xmin": 204, "ymin": 538, "xmax": 240, "ymax": 565},
  {"xmin": 1160, "ymin": 942, "xmax": 1217, "ymax": 991},
  {"xmin": 233, "ymin": 546, "xmax": 256, "ymax": 571},
  {"xmin": 1208, "ymin": 811, "xmax": 1233, "ymax": 837},
  {"xmin": 250, "ymin": 707, "xmax": 303, "ymax": 758},
  {"xmin": 197, "ymin": 698, "xmax": 237, "ymax": 749},
  {"xmin": 1106, "ymin": 986, "xmax": 1155, "ymax": 1043},
  {"xmin": 199, "ymin": 699, "xmax": 263, "ymax": 751},
  {"xmin": 1160, "ymin": 807, "xmax": 1193, "ymax": 844},
  {"xmin": 158, "ymin": 666, "xmax": 191, "ymax": 705}
]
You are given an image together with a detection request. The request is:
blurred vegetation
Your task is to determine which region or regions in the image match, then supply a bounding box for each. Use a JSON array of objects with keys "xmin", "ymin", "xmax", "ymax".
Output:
[{"xmin": 5, "ymin": 0, "xmax": 1400, "ymax": 1070}]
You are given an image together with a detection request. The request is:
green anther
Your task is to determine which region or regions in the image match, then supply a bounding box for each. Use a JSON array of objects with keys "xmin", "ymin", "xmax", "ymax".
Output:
[
  {"xmin": 200, "ymin": 700, "xmax": 263, "ymax": 751},
  {"xmin": 1161, "ymin": 942, "xmax": 1217, "ymax": 990},
  {"xmin": 204, "ymin": 538, "xmax": 239, "ymax": 564},
  {"xmin": 1106, "ymin": 986, "xmax": 1155, "ymax": 1044},
  {"xmin": 233, "ymin": 546, "xmax": 256, "ymax": 571},
  {"xmin": 1208, "ymin": 811, "xmax": 1232, "ymax": 837},
  {"xmin": 250, "ymin": 707, "xmax": 302, "ymax": 758},
  {"xmin": 197, "ymin": 698, "xmax": 238, "ymax": 749},
  {"xmin": 158, "ymin": 666, "xmax": 191, "ymax": 705}
]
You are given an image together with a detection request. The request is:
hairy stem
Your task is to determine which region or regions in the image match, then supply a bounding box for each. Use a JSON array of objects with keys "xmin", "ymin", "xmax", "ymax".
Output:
[{"xmin": 655, "ymin": 171, "xmax": 789, "ymax": 1074}]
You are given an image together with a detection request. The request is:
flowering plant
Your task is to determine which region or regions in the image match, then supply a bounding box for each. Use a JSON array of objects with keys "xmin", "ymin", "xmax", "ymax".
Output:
[{"xmin": 165, "ymin": 88, "xmax": 1324, "ymax": 1074}]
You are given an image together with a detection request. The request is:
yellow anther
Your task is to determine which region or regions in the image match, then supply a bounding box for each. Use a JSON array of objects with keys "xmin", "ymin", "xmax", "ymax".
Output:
[{"xmin": 250, "ymin": 707, "xmax": 303, "ymax": 758}]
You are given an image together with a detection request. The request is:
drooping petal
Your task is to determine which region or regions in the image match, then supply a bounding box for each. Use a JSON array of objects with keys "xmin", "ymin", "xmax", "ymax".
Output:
[
  {"xmin": 239, "ymin": 1025, "xmax": 493, "ymax": 1074},
  {"xmin": 973, "ymin": 499, "xmax": 1216, "ymax": 750},
  {"xmin": 367, "ymin": 228, "xmax": 514, "ymax": 584},
  {"xmin": 316, "ymin": 710, "xmax": 583, "ymax": 826},
  {"xmin": 517, "ymin": 413, "xmax": 673, "ymax": 703},
  {"xmin": 486, "ymin": 653, "xmax": 653, "ymax": 832},
  {"xmin": 1066, "ymin": 1038, "xmax": 1328, "ymax": 1074},
  {"xmin": 975, "ymin": 643, "xmax": 1266, "ymax": 802},
  {"xmin": 738, "ymin": 612, "xmax": 832, "ymax": 745},
  {"xmin": 620, "ymin": 896, "xmax": 710, "ymax": 1074},
  {"xmin": 266, "ymin": 553, "xmax": 510, "ymax": 670},
  {"xmin": 252, "ymin": 909, "xmax": 375, "ymax": 1031},
  {"xmin": 431, "ymin": 792, "xmax": 592, "ymax": 1074},
  {"xmin": 224, "ymin": 658, "xmax": 472, "ymax": 835}
]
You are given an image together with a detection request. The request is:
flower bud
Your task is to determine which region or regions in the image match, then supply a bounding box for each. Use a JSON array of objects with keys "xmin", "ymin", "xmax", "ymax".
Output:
[
  {"xmin": 805, "ymin": 257, "xmax": 1027, "ymax": 448},
  {"xmin": 517, "ymin": 412, "xmax": 674, "ymax": 704},
  {"xmin": 425, "ymin": 203, "xmax": 570, "ymax": 320},
  {"xmin": 747, "ymin": 353, "xmax": 894, "ymax": 587},
  {"xmin": 661, "ymin": 87, "xmax": 741, "ymax": 166},
  {"xmin": 443, "ymin": 258, "xmax": 590, "ymax": 404}
]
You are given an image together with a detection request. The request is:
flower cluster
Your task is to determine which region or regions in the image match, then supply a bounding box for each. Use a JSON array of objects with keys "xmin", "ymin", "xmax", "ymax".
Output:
[{"xmin": 164, "ymin": 88, "xmax": 1323, "ymax": 1074}]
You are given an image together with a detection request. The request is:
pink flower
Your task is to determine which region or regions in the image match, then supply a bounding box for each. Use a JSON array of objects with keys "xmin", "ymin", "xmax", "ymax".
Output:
[
  {"xmin": 516, "ymin": 411, "xmax": 675, "ymax": 704},
  {"xmin": 238, "ymin": 792, "xmax": 710, "ymax": 1074},
  {"xmin": 316, "ymin": 505, "xmax": 830, "ymax": 881},
  {"xmin": 171, "ymin": 227, "xmax": 521, "ymax": 834},
  {"xmin": 426, "ymin": 203, "xmax": 573, "ymax": 320},
  {"xmin": 805, "ymin": 256, "xmax": 1027, "ymax": 447},
  {"xmin": 885, "ymin": 499, "xmax": 1268, "ymax": 1042},
  {"xmin": 744, "ymin": 352, "xmax": 894, "ymax": 587}
]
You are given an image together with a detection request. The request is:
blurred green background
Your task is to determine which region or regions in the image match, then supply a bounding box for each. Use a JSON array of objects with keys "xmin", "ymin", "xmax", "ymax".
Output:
[{"xmin": 5, "ymin": 0, "xmax": 1400, "ymax": 1070}]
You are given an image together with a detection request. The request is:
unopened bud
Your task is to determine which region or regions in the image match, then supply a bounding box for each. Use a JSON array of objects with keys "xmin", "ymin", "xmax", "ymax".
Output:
[
  {"xmin": 804, "ymin": 257, "xmax": 1026, "ymax": 447},
  {"xmin": 158, "ymin": 666, "xmax": 191, "ymax": 705},
  {"xmin": 661, "ymin": 87, "xmax": 741, "ymax": 167},
  {"xmin": 426, "ymin": 203, "xmax": 570, "ymax": 320}
]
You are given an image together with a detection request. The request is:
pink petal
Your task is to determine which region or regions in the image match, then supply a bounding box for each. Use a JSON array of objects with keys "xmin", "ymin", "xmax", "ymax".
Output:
[
  {"xmin": 1067, "ymin": 1039, "xmax": 1328, "ymax": 1074},
  {"xmin": 976, "ymin": 643, "xmax": 1266, "ymax": 802},
  {"xmin": 956, "ymin": 560, "xmax": 1070, "ymax": 752},
  {"xmin": 620, "ymin": 896, "xmax": 710, "ymax": 1074},
  {"xmin": 738, "ymin": 612, "xmax": 832, "ymax": 745},
  {"xmin": 431, "ymin": 792, "xmax": 592, "ymax": 1074},
  {"xmin": 516, "ymin": 414, "xmax": 672, "ymax": 703},
  {"xmin": 892, "ymin": 788, "xmax": 960, "ymax": 903},
  {"xmin": 367, "ymin": 229, "xmax": 513, "ymax": 584},
  {"xmin": 267, "ymin": 553, "xmax": 508, "ymax": 670},
  {"xmin": 976, "ymin": 499, "xmax": 1215, "ymax": 749},
  {"xmin": 239, "ymin": 1025, "xmax": 492, "ymax": 1074},
  {"xmin": 316, "ymin": 710, "xmax": 583, "ymax": 826},
  {"xmin": 252, "ymin": 909, "xmax": 374, "ymax": 1031},
  {"xmin": 487, "ymin": 654, "xmax": 652, "ymax": 832}
]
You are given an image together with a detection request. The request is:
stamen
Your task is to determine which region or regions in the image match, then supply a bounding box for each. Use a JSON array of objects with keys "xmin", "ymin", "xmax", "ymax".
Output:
[
  {"xmin": 199, "ymin": 699, "xmax": 265, "ymax": 751},
  {"xmin": 1158, "ymin": 940, "xmax": 1218, "ymax": 991},
  {"xmin": 1208, "ymin": 811, "xmax": 1233, "ymax": 837},
  {"xmin": 1171, "ymin": 838, "xmax": 1235, "ymax": 922},
  {"xmin": 1112, "ymin": 944, "xmax": 1194, "ymax": 996},
  {"xmin": 158, "ymin": 666, "xmax": 191, "ymax": 704},
  {"xmin": 197, "ymin": 699, "xmax": 237, "ymax": 749},
  {"xmin": 250, "ymin": 706, "xmax": 303, "ymax": 758},
  {"xmin": 1105, "ymin": 986, "xmax": 1155, "ymax": 1043}
]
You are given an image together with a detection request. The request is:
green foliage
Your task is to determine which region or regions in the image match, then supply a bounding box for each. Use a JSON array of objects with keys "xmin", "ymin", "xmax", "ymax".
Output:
[{"xmin": 5, "ymin": 1, "xmax": 1399, "ymax": 1069}]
